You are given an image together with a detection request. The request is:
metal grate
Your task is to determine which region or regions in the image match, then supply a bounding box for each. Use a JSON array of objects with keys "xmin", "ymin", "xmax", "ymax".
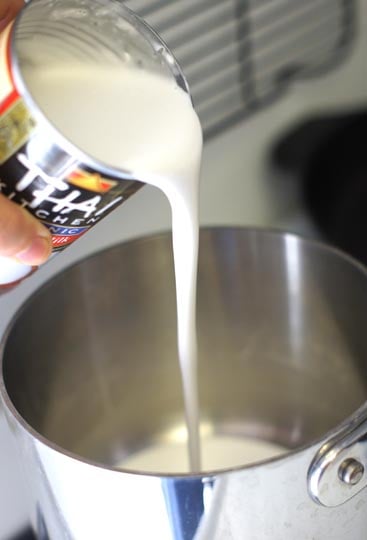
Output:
[{"xmin": 123, "ymin": 0, "xmax": 355, "ymax": 139}]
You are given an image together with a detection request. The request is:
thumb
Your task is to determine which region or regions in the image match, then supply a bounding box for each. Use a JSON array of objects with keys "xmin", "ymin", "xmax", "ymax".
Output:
[{"xmin": 0, "ymin": 194, "xmax": 52, "ymax": 265}]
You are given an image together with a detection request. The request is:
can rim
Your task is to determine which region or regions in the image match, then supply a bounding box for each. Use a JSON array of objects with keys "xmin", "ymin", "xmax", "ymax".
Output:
[{"xmin": 9, "ymin": 0, "xmax": 192, "ymax": 182}]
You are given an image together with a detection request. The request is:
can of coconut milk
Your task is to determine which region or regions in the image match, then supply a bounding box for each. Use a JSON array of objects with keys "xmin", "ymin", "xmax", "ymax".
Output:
[{"xmin": 0, "ymin": 0, "xmax": 188, "ymax": 290}]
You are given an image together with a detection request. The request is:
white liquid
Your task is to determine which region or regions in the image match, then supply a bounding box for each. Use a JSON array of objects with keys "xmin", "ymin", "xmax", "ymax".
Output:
[
  {"xmin": 23, "ymin": 63, "xmax": 203, "ymax": 471},
  {"xmin": 22, "ymin": 61, "xmax": 285, "ymax": 473},
  {"xmin": 121, "ymin": 435, "xmax": 286, "ymax": 473}
]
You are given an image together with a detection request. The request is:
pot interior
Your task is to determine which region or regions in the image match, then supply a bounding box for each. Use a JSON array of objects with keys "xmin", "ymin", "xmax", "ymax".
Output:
[{"xmin": 2, "ymin": 228, "xmax": 367, "ymax": 469}]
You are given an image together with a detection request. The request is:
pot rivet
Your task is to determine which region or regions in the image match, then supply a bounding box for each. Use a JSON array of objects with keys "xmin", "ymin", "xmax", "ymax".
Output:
[{"xmin": 338, "ymin": 459, "xmax": 365, "ymax": 486}]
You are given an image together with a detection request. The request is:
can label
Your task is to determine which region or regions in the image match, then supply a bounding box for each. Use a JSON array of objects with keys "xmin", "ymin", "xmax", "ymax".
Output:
[
  {"xmin": 0, "ymin": 151, "xmax": 141, "ymax": 252},
  {"xmin": 0, "ymin": 23, "xmax": 142, "ymax": 257}
]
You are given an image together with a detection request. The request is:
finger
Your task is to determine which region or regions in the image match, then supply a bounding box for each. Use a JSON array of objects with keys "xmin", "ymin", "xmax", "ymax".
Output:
[
  {"xmin": 0, "ymin": 194, "xmax": 52, "ymax": 265},
  {"xmin": 0, "ymin": 0, "xmax": 25, "ymax": 31}
]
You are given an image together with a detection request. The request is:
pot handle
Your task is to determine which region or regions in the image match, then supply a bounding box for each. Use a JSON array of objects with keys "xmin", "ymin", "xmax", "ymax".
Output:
[{"xmin": 308, "ymin": 405, "xmax": 367, "ymax": 507}]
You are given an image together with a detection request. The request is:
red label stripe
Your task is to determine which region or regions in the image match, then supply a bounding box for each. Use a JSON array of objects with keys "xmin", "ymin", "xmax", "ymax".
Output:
[
  {"xmin": 0, "ymin": 23, "xmax": 19, "ymax": 114},
  {"xmin": 0, "ymin": 89, "xmax": 19, "ymax": 114}
]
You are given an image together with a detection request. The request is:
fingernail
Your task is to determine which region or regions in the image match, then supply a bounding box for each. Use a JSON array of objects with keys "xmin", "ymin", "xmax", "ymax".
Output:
[
  {"xmin": 36, "ymin": 223, "xmax": 52, "ymax": 240},
  {"xmin": 16, "ymin": 236, "xmax": 52, "ymax": 265}
]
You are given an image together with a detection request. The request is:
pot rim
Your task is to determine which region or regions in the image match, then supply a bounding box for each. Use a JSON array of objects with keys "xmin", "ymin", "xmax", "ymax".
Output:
[{"xmin": 1, "ymin": 225, "xmax": 367, "ymax": 479}]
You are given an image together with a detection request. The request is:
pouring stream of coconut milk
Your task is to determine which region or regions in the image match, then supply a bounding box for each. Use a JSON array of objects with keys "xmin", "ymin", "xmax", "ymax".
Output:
[
  {"xmin": 22, "ymin": 63, "xmax": 203, "ymax": 470},
  {"xmin": 20, "ymin": 44, "xmax": 285, "ymax": 473}
]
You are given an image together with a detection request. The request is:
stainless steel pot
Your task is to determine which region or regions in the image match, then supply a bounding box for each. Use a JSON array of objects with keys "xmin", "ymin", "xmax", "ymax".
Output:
[{"xmin": 1, "ymin": 227, "xmax": 367, "ymax": 539}]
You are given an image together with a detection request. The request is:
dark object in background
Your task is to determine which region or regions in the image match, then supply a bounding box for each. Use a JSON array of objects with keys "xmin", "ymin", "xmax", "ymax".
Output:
[
  {"xmin": 272, "ymin": 112, "xmax": 367, "ymax": 266},
  {"xmin": 302, "ymin": 113, "xmax": 367, "ymax": 266},
  {"xmin": 10, "ymin": 529, "xmax": 36, "ymax": 540}
]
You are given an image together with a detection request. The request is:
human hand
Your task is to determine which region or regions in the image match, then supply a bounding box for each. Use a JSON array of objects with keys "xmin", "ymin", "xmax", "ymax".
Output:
[
  {"xmin": 0, "ymin": 0, "xmax": 52, "ymax": 266},
  {"xmin": 0, "ymin": 195, "xmax": 52, "ymax": 265}
]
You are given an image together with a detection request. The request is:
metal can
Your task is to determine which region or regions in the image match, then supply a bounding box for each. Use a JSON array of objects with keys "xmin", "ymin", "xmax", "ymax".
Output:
[{"xmin": 0, "ymin": 0, "xmax": 188, "ymax": 288}]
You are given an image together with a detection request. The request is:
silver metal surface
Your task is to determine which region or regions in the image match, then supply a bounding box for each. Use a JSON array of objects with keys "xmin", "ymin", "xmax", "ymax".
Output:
[
  {"xmin": 2, "ymin": 227, "xmax": 367, "ymax": 539},
  {"xmin": 308, "ymin": 408, "xmax": 367, "ymax": 507},
  {"xmin": 339, "ymin": 459, "xmax": 365, "ymax": 486}
]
